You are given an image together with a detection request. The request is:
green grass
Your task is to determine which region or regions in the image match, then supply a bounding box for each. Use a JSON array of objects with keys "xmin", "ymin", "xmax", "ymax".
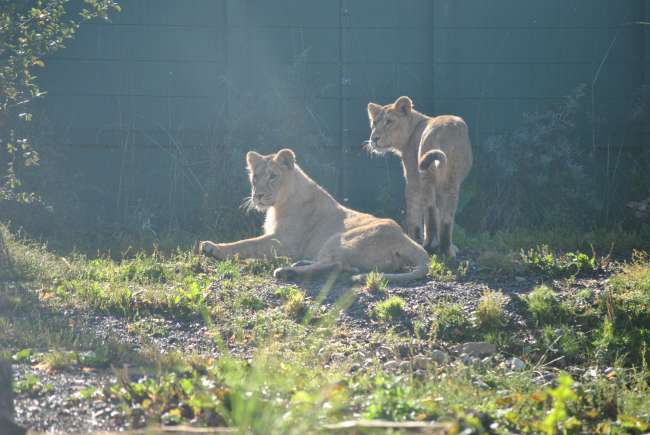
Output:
[
  {"xmin": 597, "ymin": 251, "xmax": 650, "ymax": 365},
  {"xmin": 372, "ymin": 296, "xmax": 407, "ymax": 323},
  {"xmin": 364, "ymin": 270, "xmax": 388, "ymax": 295},
  {"xmin": 2, "ymin": 224, "xmax": 650, "ymax": 433},
  {"xmin": 520, "ymin": 245, "xmax": 599, "ymax": 277},
  {"xmin": 476, "ymin": 290, "xmax": 509, "ymax": 330},
  {"xmin": 525, "ymin": 285, "xmax": 562, "ymax": 326},
  {"xmin": 431, "ymin": 302, "xmax": 474, "ymax": 342},
  {"xmin": 283, "ymin": 290, "xmax": 309, "ymax": 320},
  {"xmin": 428, "ymin": 255, "xmax": 455, "ymax": 281}
]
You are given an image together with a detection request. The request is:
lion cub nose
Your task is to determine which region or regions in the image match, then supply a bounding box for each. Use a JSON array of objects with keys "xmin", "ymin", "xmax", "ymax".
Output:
[{"xmin": 372, "ymin": 135, "xmax": 381, "ymax": 142}]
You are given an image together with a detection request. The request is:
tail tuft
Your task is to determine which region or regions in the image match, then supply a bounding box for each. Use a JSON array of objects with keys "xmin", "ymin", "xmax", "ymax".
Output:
[{"xmin": 419, "ymin": 149, "xmax": 447, "ymax": 171}]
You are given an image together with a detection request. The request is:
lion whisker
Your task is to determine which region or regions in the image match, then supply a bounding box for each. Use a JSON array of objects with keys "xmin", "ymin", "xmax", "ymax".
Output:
[{"xmin": 240, "ymin": 196, "xmax": 255, "ymax": 214}]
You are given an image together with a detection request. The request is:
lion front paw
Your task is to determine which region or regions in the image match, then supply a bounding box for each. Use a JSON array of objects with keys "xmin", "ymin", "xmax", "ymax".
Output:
[
  {"xmin": 196, "ymin": 241, "xmax": 226, "ymax": 260},
  {"xmin": 273, "ymin": 267, "xmax": 298, "ymax": 281}
]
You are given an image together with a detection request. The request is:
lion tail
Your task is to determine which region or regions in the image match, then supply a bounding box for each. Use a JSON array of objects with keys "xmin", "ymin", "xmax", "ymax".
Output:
[
  {"xmin": 351, "ymin": 245, "xmax": 429, "ymax": 284},
  {"xmin": 418, "ymin": 149, "xmax": 448, "ymax": 172}
]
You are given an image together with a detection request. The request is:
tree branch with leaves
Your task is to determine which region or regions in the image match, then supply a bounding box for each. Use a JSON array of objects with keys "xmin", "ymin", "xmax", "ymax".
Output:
[{"xmin": 0, "ymin": 0, "xmax": 120, "ymax": 202}]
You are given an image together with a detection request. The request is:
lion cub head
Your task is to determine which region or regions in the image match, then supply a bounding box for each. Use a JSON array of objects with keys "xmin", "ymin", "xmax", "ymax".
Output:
[
  {"xmin": 366, "ymin": 96, "xmax": 415, "ymax": 154},
  {"xmin": 245, "ymin": 149, "xmax": 296, "ymax": 210}
]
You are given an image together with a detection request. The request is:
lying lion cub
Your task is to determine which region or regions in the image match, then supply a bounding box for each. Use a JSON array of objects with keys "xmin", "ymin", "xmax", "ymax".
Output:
[
  {"xmin": 196, "ymin": 149, "xmax": 429, "ymax": 283},
  {"xmin": 367, "ymin": 96, "xmax": 473, "ymax": 257}
]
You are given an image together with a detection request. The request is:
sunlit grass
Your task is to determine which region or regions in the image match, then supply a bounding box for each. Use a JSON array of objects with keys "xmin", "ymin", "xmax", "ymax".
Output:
[{"xmin": 2, "ymin": 224, "xmax": 650, "ymax": 432}]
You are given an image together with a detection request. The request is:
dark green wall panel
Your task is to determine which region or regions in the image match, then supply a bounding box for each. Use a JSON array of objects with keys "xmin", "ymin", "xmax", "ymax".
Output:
[{"xmin": 35, "ymin": 0, "xmax": 647, "ymax": 232}]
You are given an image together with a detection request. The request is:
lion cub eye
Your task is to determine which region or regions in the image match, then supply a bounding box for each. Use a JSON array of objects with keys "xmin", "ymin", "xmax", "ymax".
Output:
[
  {"xmin": 385, "ymin": 119, "xmax": 393, "ymax": 126},
  {"xmin": 269, "ymin": 173, "xmax": 277, "ymax": 180}
]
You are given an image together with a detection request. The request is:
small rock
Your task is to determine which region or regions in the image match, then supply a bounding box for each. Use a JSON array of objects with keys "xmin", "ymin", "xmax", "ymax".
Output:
[
  {"xmin": 510, "ymin": 357, "xmax": 525, "ymax": 371},
  {"xmin": 431, "ymin": 350, "xmax": 448, "ymax": 364},
  {"xmin": 413, "ymin": 356, "xmax": 432, "ymax": 370},
  {"xmin": 452, "ymin": 342, "xmax": 497, "ymax": 357}
]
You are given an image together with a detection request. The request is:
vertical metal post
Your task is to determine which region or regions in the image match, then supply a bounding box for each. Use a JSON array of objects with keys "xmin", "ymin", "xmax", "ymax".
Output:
[
  {"xmin": 431, "ymin": 0, "xmax": 436, "ymax": 115},
  {"xmin": 642, "ymin": 0, "xmax": 648, "ymax": 85},
  {"xmin": 337, "ymin": 0, "xmax": 346, "ymax": 199},
  {"xmin": 224, "ymin": 0, "xmax": 230, "ymax": 129}
]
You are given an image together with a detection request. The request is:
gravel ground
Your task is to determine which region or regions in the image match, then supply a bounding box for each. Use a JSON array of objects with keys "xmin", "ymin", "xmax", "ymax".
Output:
[{"xmin": 10, "ymin": 256, "xmax": 613, "ymax": 432}]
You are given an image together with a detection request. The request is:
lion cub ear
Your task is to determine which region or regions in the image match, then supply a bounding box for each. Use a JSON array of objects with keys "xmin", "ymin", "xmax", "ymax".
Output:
[
  {"xmin": 367, "ymin": 102, "xmax": 382, "ymax": 121},
  {"xmin": 394, "ymin": 96, "xmax": 413, "ymax": 115},
  {"xmin": 246, "ymin": 151, "xmax": 263, "ymax": 168},
  {"xmin": 275, "ymin": 148, "xmax": 295, "ymax": 170}
]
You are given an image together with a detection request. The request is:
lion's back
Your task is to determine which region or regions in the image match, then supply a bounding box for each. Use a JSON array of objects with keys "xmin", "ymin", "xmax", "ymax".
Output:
[{"xmin": 420, "ymin": 114, "xmax": 473, "ymax": 185}]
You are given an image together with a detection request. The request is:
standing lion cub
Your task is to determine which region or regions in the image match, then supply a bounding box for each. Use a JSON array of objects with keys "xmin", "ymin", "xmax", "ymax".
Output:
[
  {"xmin": 366, "ymin": 96, "xmax": 473, "ymax": 257},
  {"xmin": 196, "ymin": 148, "xmax": 429, "ymax": 283}
]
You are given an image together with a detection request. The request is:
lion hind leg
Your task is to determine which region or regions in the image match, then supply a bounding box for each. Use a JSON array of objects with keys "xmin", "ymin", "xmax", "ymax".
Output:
[
  {"xmin": 424, "ymin": 205, "xmax": 440, "ymax": 252},
  {"xmin": 437, "ymin": 187, "xmax": 460, "ymax": 258},
  {"xmin": 273, "ymin": 261, "xmax": 342, "ymax": 281}
]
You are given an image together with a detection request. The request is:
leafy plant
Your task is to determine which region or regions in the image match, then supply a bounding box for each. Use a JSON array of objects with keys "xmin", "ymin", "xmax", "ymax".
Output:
[
  {"xmin": 373, "ymin": 297, "xmax": 407, "ymax": 323},
  {"xmin": 13, "ymin": 373, "xmax": 52, "ymax": 396},
  {"xmin": 597, "ymin": 251, "xmax": 650, "ymax": 364},
  {"xmin": 1, "ymin": 0, "xmax": 121, "ymax": 202},
  {"xmin": 431, "ymin": 303, "xmax": 474, "ymax": 341},
  {"xmin": 283, "ymin": 290, "xmax": 308, "ymax": 320},
  {"xmin": 520, "ymin": 245, "xmax": 598, "ymax": 277},
  {"xmin": 363, "ymin": 374, "xmax": 430, "ymax": 421},
  {"xmin": 524, "ymin": 285, "xmax": 561, "ymax": 325},
  {"xmin": 428, "ymin": 255, "xmax": 455, "ymax": 281},
  {"xmin": 540, "ymin": 325, "xmax": 589, "ymax": 364},
  {"xmin": 364, "ymin": 271, "xmax": 388, "ymax": 295},
  {"xmin": 476, "ymin": 290, "xmax": 508, "ymax": 330}
]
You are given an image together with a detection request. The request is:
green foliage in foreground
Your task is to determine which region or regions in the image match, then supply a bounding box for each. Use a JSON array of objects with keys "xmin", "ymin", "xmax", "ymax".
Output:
[
  {"xmin": 1, "ymin": 0, "xmax": 121, "ymax": 202},
  {"xmin": 78, "ymin": 349, "xmax": 650, "ymax": 434},
  {"xmin": 1, "ymin": 225, "xmax": 650, "ymax": 433}
]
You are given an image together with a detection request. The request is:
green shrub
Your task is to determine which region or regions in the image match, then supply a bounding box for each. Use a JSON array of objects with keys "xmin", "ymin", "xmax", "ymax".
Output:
[
  {"xmin": 373, "ymin": 297, "xmax": 407, "ymax": 323},
  {"xmin": 364, "ymin": 271, "xmax": 388, "ymax": 295},
  {"xmin": 597, "ymin": 251, "xmax": 650, "ymax": 364},
  {"xmin": 520, "ymin": 245, "xmax": 598, "ymax": 277},
  {"xmin": 431, "ymin": 303, "xmax": 474, "ymax": 341},
  {"xmin": 525, "ymin": 285, "xmax": 561, "ymax": 325},
  {"xmin": 283, "ymin": 290, "xmax": 308, "ymax": 320},
  {"xmin": 428, "ymin": 255, "xmax": 455, "ymax": 281},
  {"xmin": 476, "ymin": 290, "xmax": 508, "ymax": 330},
  {"xmin": 541, "ymin": 325, "xmax": 589, "ymax": 364},
  {"xmin": 363, "ymin": 374, "xmax": 428, "ymax": 421}
]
